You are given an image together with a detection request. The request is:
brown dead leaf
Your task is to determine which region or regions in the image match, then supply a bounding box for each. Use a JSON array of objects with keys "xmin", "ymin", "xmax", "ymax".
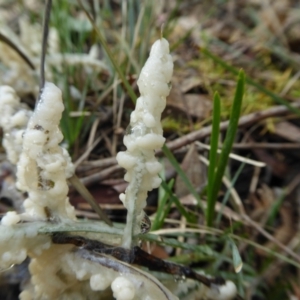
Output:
[
  {"xmin": 291, "ymin": 281, "xmax": 300, "ymax": 300},
  {"xmin": 167, "ymin": 86, "xmax": 212, "ymax": 120},
  {"xmin": 256, "ymin": 204, "xmax": 296, "ymax": 257},
  {"xmin": 274, "ymin": 121, "xmax": 300, "ymax": 142},
  {"xmin": 141, "ymin": 243, "xmax": 169, "ymax": 260},
  {"xmin": 180, "ymin": 76, "xmax": 203, "ymax": 93},
  {"xmin": 175, "ymin": 143, "xmax": 206, "ymax": 198}
]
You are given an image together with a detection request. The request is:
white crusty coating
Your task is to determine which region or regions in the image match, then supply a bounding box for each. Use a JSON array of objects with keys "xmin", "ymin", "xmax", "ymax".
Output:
[
  {"xmin": 116, "ymin": 38, "xmax": 173, "ymax": 248},
  {"xmin": 0, "ymin": 86, "xmax": 32, "ymax": 164},
  {"xmin": 111, "ymin": 276, "xmax": 135, "ymax": 300},
  {"xmin": 16, "ymin": 82, "xmax": 75, "ymax": 220},
  {"xmin": 206, "ymin": 281, "xmax": 237, "ymax": 300}
]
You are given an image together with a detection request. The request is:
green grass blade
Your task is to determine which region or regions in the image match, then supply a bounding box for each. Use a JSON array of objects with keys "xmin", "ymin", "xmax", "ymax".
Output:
[
  {"xmin": 78, "ymin": 0, "xmax": 137, "ymax": 103},
  {"xmin": 207, "ymin": 92, "xmax": 221, "ymax": 222},
  {"xmin": 141, "ymin": 233, "xmax": 217, "ymax": 258},
  {"xmin": 162, "ymin": 144, "xmax": 204, "ymax": 212},
  {"xmin": 151, "ymin": 179, "xmax": 175, "ymax": 231},
  {"xmin": 206, "ymin": 70, "xmax": 245, "ymax": 226},
  {"xmin": 201, "ymin": 48, "xmax": 300, "ymax": 117},
  {"xmin": 267, "ymin": 190, "xmax": 285, "ymax": 226},
  {"xmin": 159, "ymin": 177, "xmax": 195, "ymax": 223},
  {"xmin": 228, "ymin": 238, "xmax": 243, "ymax": 273},
  {"xmin": 216, "ymin": 161, "xmax": 246, "ymax": 226}
]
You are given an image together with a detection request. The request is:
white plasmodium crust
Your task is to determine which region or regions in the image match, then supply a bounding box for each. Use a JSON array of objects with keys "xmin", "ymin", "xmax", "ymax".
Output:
[
  {"xmin": 16, "ymin": 82, "xmax": 76, "ymax": 221},
  {"xmin": 0, "ymin": 86, "xmax": 32, "ymax": 164},
  {"xmin": 116, "ymin": 38, "xmax": 173, "ymax": 249},
  {"xmin": 0, "ymin": 44, "xmax": 238, "ymax": 300},
  {"xmin": 0, "ymin": 83, "xmax": 78, "ymax": 299},
  {"xmin": 0, "ymin": 223, "xmax": 51, "ymax": 271},
  {"xmin": 206, "ymin": 281, "xmax": 237, "ymax": 300}
]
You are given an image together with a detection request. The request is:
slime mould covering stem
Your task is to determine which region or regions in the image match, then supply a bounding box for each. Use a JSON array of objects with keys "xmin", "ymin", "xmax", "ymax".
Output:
[
  {"xmin": 0, "ymin": 34, "xmax": 239, "ymax": 299},
  {"xmin": 116, "ymin": 38, "xmax": 174, "ymax": 249},
  {"xmin": 16, "ymin": 82, "xmax": 76, "ymax": 221}
]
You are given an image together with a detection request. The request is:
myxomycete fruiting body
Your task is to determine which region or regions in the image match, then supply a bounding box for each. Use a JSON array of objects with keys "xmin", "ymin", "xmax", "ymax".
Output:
[
  {"xmin": 0, "ymin": 36, "xmax": 238, "ymax": 300},
  {"xmin": 16, "ymin": 82, "xmax": 76, "ymax": 221},
  {"xmin": 0, "ymin": 86, "xmax": 32, "ymax": 165},
  {"xmin": 116, "ymin": 37, "xmax": 173, "ymax": 249}
]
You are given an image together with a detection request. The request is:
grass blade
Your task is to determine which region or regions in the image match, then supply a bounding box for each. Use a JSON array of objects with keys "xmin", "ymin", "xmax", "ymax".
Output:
[
  {"xmin": 151, "ymin": 179, "xmax": 175, "ymax": 231},
  {"xmin": 229, "ymin": 238, "xmax": 243, "ymax": 273},
  {"xmin": 207, "ymin": 92, "xmax": 221, "ymax": 222},
  {"xmin": 206, "ymin": 70, "xmax": 245, "ymax": 226},
  {"xmin": 159, "ymin": 178, "xmax": 195, "ymax": 223},
  {"xmin": 78, "ymin": 0, "xmax": 137, "ymax": 103},
  {"xmin": 216, "ymin": 161, "xmax": 246, "ymax": 226},
  {"xmin": 162, "ymin": 144, "xmax": 203, "ymax": 212}
]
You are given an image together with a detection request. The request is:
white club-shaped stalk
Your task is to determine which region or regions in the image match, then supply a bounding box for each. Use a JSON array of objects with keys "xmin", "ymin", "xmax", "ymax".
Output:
[
  {"xmin": 16, "ymin": 82, "xmax": 76, "ymax": 221},
  {"xmin": 116, "ymin": 38, "xmax": 173, "ymax": 248}
]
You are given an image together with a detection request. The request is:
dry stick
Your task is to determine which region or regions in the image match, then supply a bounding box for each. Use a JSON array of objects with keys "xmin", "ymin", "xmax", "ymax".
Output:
[
  {"xmin": 80, "ymin": 164, "xmax": 121, "ymax": 187},
  {"xmin": 52, "ymin": 233, "xmax": 228, "ymax": 289},
  {"xmin": 199, "ymin": 155, "xmax": 245, "ymax": 215},
  {"xmin": 280, "ymin": 70, "xmax": 300, "ymax": 96},
  {"xmin": 74, "ymin": 117, "xmax": 102, "ymax": 169},
  {"xmin": 76, "ymin": 157, "xmax": 117, "ymax": 172},
  {"xmin": 196, "ymin": 141, "xmax": 266, "ymax": 167},
  {"xmin": 249, "ymin": 166, "xmax": 261, "ymax": 194},
  {"xmin": 259, "ymin": 236, "xmax": 300, "ymax": 283},
  {"xmin": 77, "ymin": 103, "xmax": 300, "ymax": 187},
  {"xmin": 164, "ymin": 102, "xmax": 300, "ymax": 153},
  {"xmin": 0, "ymin": 32, "xmax": 35, "ymax": 70},
  {"xmin": 69, "ymin": 175, "xmax": 112, "ymax": 226},
  {"xmin": 241, "ymin": 214, "xmax": 300, "ymax": 264},
  {"xmin": 39, "ymin": 0, "xmax": 52, "ymax": 93},
  {"xmin": 87, "ymin": 117, "xmax": 101, "ymax": 148},
  {"xmin": 179, "ymin": 195, "xmax": 300, "ymax": 264},
  {"xmin": 232, "ymin": 142, "xmax": 300, "ymax": 149},
  {"xmin": 111, "ymin": 76, "xmax": 119, "ymax": 157},
  {"xmin": 78, "ymin": 0, "xmax": 137, "ymax": 103},
  {"xmin": 74, "ymin": 136, "xmax": 102, "ymax": 169}
]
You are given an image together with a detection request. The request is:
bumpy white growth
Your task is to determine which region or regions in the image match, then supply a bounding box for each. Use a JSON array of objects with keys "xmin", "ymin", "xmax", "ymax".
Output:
[
  {"xmin": 1, "ymin": 211, "xmax": 21, "ymax": 226},
  {"xmin": 90, "ymin": 273, "xmax": 113, "ymax": 291},
  {"xmin": 0, "ymin": 83, "xmax": 79, "ymax": 298},
  {"xmin": 164, "ymin": 277, "xmax": 237, "ymax": 300},
  {"xmin": 206, "ymin": 281, "xmax": 237, "ymax": 300},
  {"xmin": 0, "ymin": 38, "xmax": 238, "ymax": 300},
  {"xmin": 111, "ymin": 276, "xmax": 135, "ymax": 300},
  {"xmin": 0, "ymin": 86, "xmax": 32, "ymax": 164},
  {"xmin": 16, "ymin": 82, "xmax": 75, "ymax": 220},
  {"xmin": 116, "ymin": 38, "xmax": 173, "ymax": 248},
  {"xmin": 0, "ymin": 223, "xmax": 50, "ymax": 271}
]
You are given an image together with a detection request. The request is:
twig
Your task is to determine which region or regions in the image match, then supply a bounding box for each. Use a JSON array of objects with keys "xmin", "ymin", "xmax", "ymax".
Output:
[
  {"xmin": 74, "ymin": 136, "xmax": 102, "ymax": 169},
  {"xmin": 0, "ymin": 32, "xmax": 35, "ymax": 70},
  {"xmin": 179, "ymin": 195, "xmax": 300, "ymax": 264},
  {"xmin": 280, "ymin": 70, "xmax": 300, "ymax": 96},
  {"xmin": 164, "ymin": 102, "xmax": 300, "ymax": 152},
  {"xmin": 249, "ymin": 166, "xmax": 261, "ymax": 194},
  {"xmin": 241, "ymin": 214, "xmax": 300, "ymax": 264},
  {"xmin": 40, "ymin": 0, "xmax": 52, "ymax": 93},
  {"xmin": 52, "ymin": 233, "xmax": 228, "ymax": 289},
  {"xmin": 232, "ymin": 142, "xmax": 300, "ymax": 149},
  {"xmin": 196, "ymin": 141, "xmax": 266, "ymax": 167},
  {"xmin": 199, "ymin": 155, "xmax": 245, "ymax": 215},
  {"xmin": 80, "ymin": 164, "xmax": 121, "ymax": 187},
  {"xmin": 79, "ymin": 104, "xmax": 300, "ymax": 185},
  {"xmin": 76, "ymin": 157, "xmax": 117, "ymax": 172},
  {"xmin": 69, "ymin": 174, "xmax": 113, "ymax": 226},
  {"xmin": 78, "ymin": 0, "xmax": 137, "ymax": 103}
]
